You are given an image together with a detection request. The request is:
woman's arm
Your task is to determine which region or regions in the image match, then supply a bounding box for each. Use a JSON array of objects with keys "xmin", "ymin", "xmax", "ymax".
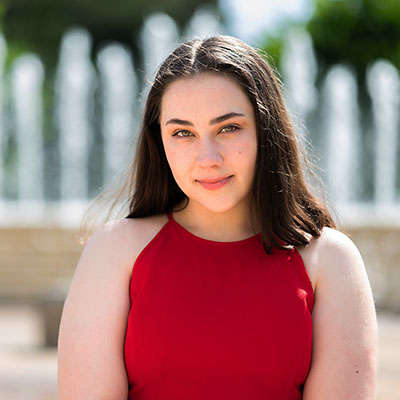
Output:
[
  {"xmin": 302, "ymin": 227, "xmax": 378, "ymax": 399},
  {"xmin": 58, "ymin": 220, "xmax": 136, "ymax": 399}
]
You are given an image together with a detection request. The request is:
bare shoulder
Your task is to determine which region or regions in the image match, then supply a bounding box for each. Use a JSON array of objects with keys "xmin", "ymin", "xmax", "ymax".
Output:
[
  {"xmin": 296, "ymin": 226, "xmax": 365, "ymax": 290},
  {"xmin": 58, "ymin": 213, "xmax": 169, "ymax": 397},
  {"xmin": 86, "ymin": 213, "xmax": 169, "ymax": 275},
  {"xmin": 299, "ymin": 227, "xmax": 378, "ymax": 399}
]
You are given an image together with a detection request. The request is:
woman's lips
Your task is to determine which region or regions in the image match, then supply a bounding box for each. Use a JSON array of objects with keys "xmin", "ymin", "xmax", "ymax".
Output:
[{"xmin": 197, "ymin": 175, "xmax": 233, "ymax": 190}]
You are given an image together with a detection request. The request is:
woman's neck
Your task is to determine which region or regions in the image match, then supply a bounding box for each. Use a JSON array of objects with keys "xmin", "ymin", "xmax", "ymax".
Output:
[{"xmin": 171, "ymin": 199, "xmax": 260, "ymax": 242}]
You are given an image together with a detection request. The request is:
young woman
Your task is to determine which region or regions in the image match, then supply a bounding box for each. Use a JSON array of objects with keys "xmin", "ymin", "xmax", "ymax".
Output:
[{"xmin": 58, "ymin": 35, "xmax": 377, "ymax": 399}]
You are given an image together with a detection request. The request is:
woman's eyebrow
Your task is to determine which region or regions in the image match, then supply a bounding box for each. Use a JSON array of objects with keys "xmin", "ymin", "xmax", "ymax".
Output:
[{"xmin": 165, "ymin": 112, "xmax": 245, "ymax": 126}]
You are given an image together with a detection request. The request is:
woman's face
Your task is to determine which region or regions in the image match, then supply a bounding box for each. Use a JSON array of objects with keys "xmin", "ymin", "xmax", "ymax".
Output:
[{"xmin": 159, "ymin": 72, "xmax": 258, "ymax": 215}]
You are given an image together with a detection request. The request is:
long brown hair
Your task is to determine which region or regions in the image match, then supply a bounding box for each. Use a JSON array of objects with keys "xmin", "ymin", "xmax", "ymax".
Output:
[{"xmin": 80, "ymin": 35, "xmax": 337, "ymax": 253}]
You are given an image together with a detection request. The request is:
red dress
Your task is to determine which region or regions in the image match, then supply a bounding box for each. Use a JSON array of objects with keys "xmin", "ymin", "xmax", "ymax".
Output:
[{"xmin": 124, "ymin": 212, "xmax": 314, "ymax": 399}]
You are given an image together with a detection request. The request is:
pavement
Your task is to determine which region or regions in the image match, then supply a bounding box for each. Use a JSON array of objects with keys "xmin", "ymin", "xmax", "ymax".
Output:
[{"xmin": 0, "ymin": 304, "xmax": 399, "ymax": 399}]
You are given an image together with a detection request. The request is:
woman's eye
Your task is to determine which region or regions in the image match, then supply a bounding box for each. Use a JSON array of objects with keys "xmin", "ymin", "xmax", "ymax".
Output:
[
  {"xmin": 172, "ymin": 130, "xmax": 193, "ymax": 138},
  {"xmin": 172, "ymin": 125, "xmax": 239, "ymax": 138},
  {"xmin": 220, "ymin": 125, "xmax": 238, "ymax": 133}
]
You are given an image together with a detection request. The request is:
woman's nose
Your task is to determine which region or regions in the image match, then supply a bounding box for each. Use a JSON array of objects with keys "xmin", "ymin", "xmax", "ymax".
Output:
[{"xmin": 197, "ymin": 138, "xmax": 223, "ymax": 168}]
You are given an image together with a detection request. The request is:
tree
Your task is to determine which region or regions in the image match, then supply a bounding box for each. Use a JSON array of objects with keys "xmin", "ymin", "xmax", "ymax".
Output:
[
  {"xmin": 259, "ymin": 0, "xmax": 400, "ymax": 85},
  {"xmin": 307, "ymin": 0, "xmax": 400, "ymax": 82},
  {"xmin": 0, "ymin": 0, "xmax": 219, "ymax": 70}
]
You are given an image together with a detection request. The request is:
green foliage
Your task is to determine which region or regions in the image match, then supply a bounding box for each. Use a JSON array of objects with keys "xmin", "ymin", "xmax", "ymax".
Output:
[
  {"xmin": 258, "ymin": 21, "xmax": 305, "ymax": 76},
  {"xmin": 0, "ymin": 1, "xmax": 6, "ymax": 24},
  {"xmin": 307, "ymin": 0, "xmax": 400, "ymax": 78},
  {"xmin": 258, "ymin": 32, "xmax": 284, "ymax": 74},
  {"xmin": 258, "ymin": 0, "xmax": 400, "ymax": 82},
  {"xmin": 0, "ymin": 0, "xmax": 219, "ymax": 71}
]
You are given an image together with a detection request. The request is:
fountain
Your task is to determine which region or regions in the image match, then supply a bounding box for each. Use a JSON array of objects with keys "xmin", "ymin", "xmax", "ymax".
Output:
[
  {"xmin": 0, "ymin": 17, "xmax": 399, "ymax": 221},
  {"xmin": 367, "ymin": 59, "xmax": 400, "ymax": 206},
  {"xmin": 55, "ymin": 27, "xmax": 96, "ymax": 205},
  {"xmin": 0, "ymin": 33, "xmax": 6, "ymax": 200},
  {"xmin": 97, "ymin": 43, "xmax": 138, "ymax": 183},
  {"xmin": 140, "ymin": 13, "xmax": 179, "ymax": 86},
  {"xmin": 321, "ymin": 64, "xmax": 362, "ymax": 207},
  {"xmin": 280, "ymin": 28, "xmax": 319, "ymax": 185},
  {"xmin": 182, "ymin": 4, "xmax": 224, "ymax": 41},
  {"xmin": 281, "ymin": 28, "xmax": 318, "ymax": 127},
  {"xmin": 11, "ymin": 54, "xmax": 45, "ymax": 210}
]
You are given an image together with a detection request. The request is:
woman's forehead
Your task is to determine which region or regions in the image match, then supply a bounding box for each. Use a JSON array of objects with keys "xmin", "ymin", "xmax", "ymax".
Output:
[
  {"xmin": 160, "ymin": 73, "xmax": 253, "ymax": 122},
  {"xmin": 163, "ymin": 71, "xmax": 240, "ymax": 94}
]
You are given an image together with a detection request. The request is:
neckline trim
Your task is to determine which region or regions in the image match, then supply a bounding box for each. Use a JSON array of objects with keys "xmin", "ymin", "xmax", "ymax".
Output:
[{"xmin": 167, "ymin": 211, "xmax": 262, "ymax": 246}]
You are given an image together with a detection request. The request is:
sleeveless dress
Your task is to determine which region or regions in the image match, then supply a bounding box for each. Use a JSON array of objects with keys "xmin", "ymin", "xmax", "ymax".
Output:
[{"xmin": 124, "ymin": 212, "xmax": 314, "ymax": 400}]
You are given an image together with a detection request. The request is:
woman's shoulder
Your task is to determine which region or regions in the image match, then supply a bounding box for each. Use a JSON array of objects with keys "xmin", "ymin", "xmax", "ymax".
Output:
[
  {"xmin": 297, "ymin": 226, "xmax": 367, "ymax": 292},
  {"xmin": 84, "ymin": 213, "xmax": 169, "ymax": 275},
  {"xmin": 299, "ymin": 227, "xmax": 377, "ymax": 397},
  {"xmin": 59, "ymin": 214, "xmax": 169, "ymax": 398},
  {"xmin": 96, "ymin": 213, "xmax": 168, "ymax": 238},
  {"xmin": 298, "ymin": 226, "xmax": 358, "ymax": 257}
]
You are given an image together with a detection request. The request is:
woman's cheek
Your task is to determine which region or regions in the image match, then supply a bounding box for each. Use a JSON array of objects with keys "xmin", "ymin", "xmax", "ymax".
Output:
[
  {"xmin": 166, "ymin": 147, "xmax": 191, "ymax": 182},
  {"xmin": 164, "ymin": 143, "xmax": 180, "ymax": 169}
]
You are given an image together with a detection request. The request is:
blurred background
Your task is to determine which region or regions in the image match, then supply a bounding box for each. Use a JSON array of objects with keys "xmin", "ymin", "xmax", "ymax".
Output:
[{"xmin": 0, "ymin": 0, "xmax": 399, "ymax": 398}]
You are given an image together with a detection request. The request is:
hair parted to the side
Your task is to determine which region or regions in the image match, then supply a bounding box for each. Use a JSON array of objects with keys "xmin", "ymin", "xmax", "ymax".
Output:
[{"xmin": 79, "ymin": 34, "xmax": 337, "ymax": 253}]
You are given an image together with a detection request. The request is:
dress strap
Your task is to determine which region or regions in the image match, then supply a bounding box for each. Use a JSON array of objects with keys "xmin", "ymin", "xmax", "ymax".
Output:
[{"xmin": 167, "ymin": 211, "xmax": 173, "ymax": 222}]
